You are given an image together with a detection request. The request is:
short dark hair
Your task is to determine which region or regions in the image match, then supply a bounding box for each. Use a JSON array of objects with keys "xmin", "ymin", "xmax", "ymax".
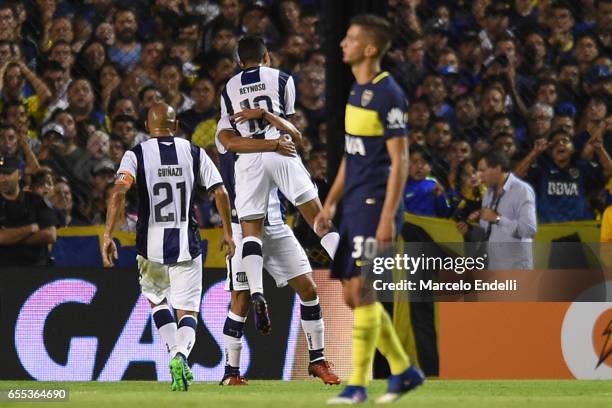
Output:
[
  {"xmin": 350, "ymin": 14, "xmax": 393, "ymax": 56},
  {"xmin": 237, "ymin": 35, "xmax": 267, "ymax": 64},
  {"xmin": 549, "ymin": 129, "xmax": 572, "ymax": 140},
  {"xmin": 480, "ymin": 150, "xmax": 511, "ymax": 172},
  {"xmin": 491, "ymin": 112, "xmax": 512, "ymax": 123},
  {"xmin": 113, "ymin": 115, "xmax": 136, "ymax": 126},
  {"xmin": 0, "ymin": 124, "xmax": 17, "ymax": 134},
  {"xmin": 493, "ymin": 131, "xmax": 515, "ymax": 142},
  {"xmin": 138, "ymin": 84, "xmax": 161, "ymax": 102},
  {"xmin": 1, "ymin": 100, "xmax": 25, "ymax": 118},
  {"xmin": 159, "ymin": 58, "xmax": 183, "ymax": 74},
  {"xmin": 211, "ymin": 20, "xmax": 236, "ymax": 39},
  {"xmin": 31, "ymin": 167, "xmax": 54, "ymax": 189},
  {"xmin": 410, "ymin": 145, "xmax": 432, "ymax": 164}
]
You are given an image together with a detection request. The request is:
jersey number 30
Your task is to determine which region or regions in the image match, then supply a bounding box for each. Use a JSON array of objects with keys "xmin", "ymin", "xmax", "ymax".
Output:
[{"xmin": 153, "ymin": 182, "xmax": 187, "ymax": 222}]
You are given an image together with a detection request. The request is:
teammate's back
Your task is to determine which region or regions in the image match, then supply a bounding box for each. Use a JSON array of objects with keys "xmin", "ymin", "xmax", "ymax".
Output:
[
  {"xmin": 120, "ymin": 135, "xmax": 222, "ymax": 264},
  {"xmin": 220, "ymin": 36, "xmax": 295, "ymax": 140}
]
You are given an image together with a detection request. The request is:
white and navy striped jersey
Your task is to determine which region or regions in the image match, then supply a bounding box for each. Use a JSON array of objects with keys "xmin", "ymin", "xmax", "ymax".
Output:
[
  {"xmin": 220, "ymin": 66, "xmax": 295, "ymax": 139},
  {"xmin": 118, "ymin": 136, "xmax": 223, "ymax": 264}
]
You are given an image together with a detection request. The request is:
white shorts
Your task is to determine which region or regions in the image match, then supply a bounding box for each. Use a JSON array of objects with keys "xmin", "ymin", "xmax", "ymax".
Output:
[
  {"xmin": 234, "ymin": 152, "xmax": 318, "ymax": 220},
  {"xmin": 225, "ymin": 223, "xmax": 312, "ymax": 291},
  {"xmin": 137, "ymin": 254, "xmax": 203, "ymax": 312}
]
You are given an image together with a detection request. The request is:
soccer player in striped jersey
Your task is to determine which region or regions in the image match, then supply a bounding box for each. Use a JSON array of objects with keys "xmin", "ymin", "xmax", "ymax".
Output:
[
  {"xmin": 215, "ymin": 114, "xmax": 340, "ymax": 386},
  {"xmin": 219, "ymin": 35, "xmax": 339, "ymax": 335},
  {"xmin": 314, "ymin": 15, "xmax": 425, "ymax": 404},
  {"xmin": 102, "ymin": 103, "xmax": 235, "ymax": 392}
]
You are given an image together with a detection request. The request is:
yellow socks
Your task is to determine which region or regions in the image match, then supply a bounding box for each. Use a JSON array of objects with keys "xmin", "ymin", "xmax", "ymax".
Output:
[
  {"xmin": 376, "ymin": 302, "xmax": 410, "ymax": 375},
  {"xmin": 348, "ymin": 303, "xmax": 381, "ymax": 386}
]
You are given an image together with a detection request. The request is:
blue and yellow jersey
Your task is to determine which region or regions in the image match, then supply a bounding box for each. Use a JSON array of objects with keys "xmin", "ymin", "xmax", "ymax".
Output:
[{"xmin": 343, "ymin": 71, "xmax": 407, "ymax": 213}]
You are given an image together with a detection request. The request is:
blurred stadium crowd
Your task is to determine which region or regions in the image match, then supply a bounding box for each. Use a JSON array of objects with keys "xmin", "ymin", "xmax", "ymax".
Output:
[{"xmin": 0, "ymin": 0, "xmax": 611, "ymax": 266}]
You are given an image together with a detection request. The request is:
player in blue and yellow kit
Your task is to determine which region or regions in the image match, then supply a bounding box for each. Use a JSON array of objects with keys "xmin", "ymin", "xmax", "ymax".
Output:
[{"xmin": 315, "ymin": 14, "xmax": 424, "ymax": 405}]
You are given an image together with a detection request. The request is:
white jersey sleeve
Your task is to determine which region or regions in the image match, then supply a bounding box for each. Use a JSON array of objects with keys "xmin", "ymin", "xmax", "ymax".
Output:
[
  {"xmin": 118, "ymin": 150, "xmax": 137, "ymax": 178},
  {"xmin": 283, "ymin": 74, "xmax": 296, "ymax": 117},
  {"xmin": 198, "ymin": 147, "xmax": 223, "ymax": 191},
  {"xmin": 214, "ymin": 115, "xmax": 233, "ymax": 154}
]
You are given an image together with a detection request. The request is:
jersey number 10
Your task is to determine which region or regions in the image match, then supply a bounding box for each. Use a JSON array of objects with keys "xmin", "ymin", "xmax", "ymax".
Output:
[
  {"xmin": 239, "ymin": 95, "xmax": 273, "ymax": 133},
  {"xmin": 153, "ymin": 182, "xmax": 187, "ymax": 222}
]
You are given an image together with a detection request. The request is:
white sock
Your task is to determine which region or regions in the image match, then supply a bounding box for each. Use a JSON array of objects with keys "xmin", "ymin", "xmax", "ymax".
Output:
[
  {"xmin": 320, "ymin": 231, "xmax": 340, "ymax": 259},
  {"xmin": 300, "ymin": 297, "xmax": 325, "ymax": 362},
  {"xmin": 176, "ymin": 315, "xmax": 197, "ymax": 358},
  {"xmin": 223, "ymin": 311, "xmax": 246, "ymax": 368},
  {"xmin": 152, "ymin": 304, "xmax": 178, "ymax": 357},
  {"xmin": 242, "ymin": 236, "xmax": 264, "ymax": 295}
]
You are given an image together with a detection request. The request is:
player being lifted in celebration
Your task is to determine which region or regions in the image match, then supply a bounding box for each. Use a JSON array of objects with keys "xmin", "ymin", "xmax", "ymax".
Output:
[
  {"xmin": 315, "ymin": 15, "xmax": 425, "ymax": 404},
  {"xmin": 101, "ymin": 103, "xmax": 235, "ymax": 392},
  {"xmin": 215, "ymin": 113, "xmax": 340, "ymax": 386},
  {"xmin": 219, "ymin": 35, "xmax": 339, "ymax": 335}
]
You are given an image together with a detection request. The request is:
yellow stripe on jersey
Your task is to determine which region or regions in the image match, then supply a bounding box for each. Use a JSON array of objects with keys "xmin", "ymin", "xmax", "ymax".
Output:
[
  {"xmin": 372, "ymin": 71, "xmax": 389, "ymax": 84},
  {"xmin": 345, "ymin": 104, "xmax": 383, "ymax": 137}
]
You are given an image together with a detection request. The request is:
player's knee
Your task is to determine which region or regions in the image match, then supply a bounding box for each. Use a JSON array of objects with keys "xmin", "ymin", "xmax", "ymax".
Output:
[
  {"xmin": 297, "ymin": 284, "xmax": 318, "ymax": 302},
  {"xmin": 231, "ymin": 290, "xmax": 250, "ymax": 316}
]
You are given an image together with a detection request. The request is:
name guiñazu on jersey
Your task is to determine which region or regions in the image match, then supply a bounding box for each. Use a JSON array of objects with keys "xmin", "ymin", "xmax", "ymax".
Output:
[
  {"xmin": 240, "ymin": 83, "xmax": 266, "ymax": 95},
  {"xmin": 158, "ymin": 167, "xmax": 182, "ymax": 177}
]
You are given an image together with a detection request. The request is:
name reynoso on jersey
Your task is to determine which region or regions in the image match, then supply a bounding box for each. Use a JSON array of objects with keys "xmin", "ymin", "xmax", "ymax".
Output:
[{"xmin": 239, "ymin": 83, "xmax": 266, "ymax": 95}]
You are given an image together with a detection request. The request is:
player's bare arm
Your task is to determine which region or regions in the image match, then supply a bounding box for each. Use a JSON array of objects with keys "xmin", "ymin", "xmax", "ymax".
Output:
[
  {"xmin": 232, "ymin": 108, "xmax": 303, "ymax": 147},
  {"xmin": 315, "ymin": 156, "xmax": 346, "ymax": 235},
  {"xmin": 212, "ymin": 184, "xmax": 236, "ymax": 258},
  {"xmin": 102, "ymin": 174, "xmax": 133, "ymax": 267},
  {"xmin": 218, "ymin": 128, "xmax": 296, "ymax": 156},
  {"xmin": 377, "ymin": 136, "xmax": 409, "ymax": 243}
]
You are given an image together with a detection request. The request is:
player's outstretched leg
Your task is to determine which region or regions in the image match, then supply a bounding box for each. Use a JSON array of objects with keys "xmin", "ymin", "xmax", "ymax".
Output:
[
  {"xmin": 241, "ymin": 219, "xmax": 271, "ymax": 334},
  {"xmin": 374, "ymin": 303, "xmax": 424, "ymax": 403},
  {"xmin": 221, "ymin": 291, "xmax": 249, "ymax": 386},
  {"xmin": 288, "ymin": 274, "xmax": 341, "ymax": 385},
  {"xmin": 297, "ymin": 197, "xmax": 340, "ymax": 259}
]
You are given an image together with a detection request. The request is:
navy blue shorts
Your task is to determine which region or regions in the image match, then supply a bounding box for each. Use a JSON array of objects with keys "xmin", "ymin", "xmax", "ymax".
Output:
[{"xmin": 330, "ymin": 205, "xmax": 402, "ymax": 280}]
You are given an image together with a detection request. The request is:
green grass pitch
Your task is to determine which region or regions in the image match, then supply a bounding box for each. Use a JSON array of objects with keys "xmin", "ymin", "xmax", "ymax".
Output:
[{"xmin": 1, "ymin": 380, "xmax": 611, "ymax": 407}]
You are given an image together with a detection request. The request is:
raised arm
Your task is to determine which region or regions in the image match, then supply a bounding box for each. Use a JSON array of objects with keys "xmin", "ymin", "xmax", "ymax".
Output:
[
  {"xmin": 514, "ymin": 138, "xmax": 548, "ymax": 179},
  {"xmin": 17, "ymin": 61, "xmax": 52, "ymax": 107}
]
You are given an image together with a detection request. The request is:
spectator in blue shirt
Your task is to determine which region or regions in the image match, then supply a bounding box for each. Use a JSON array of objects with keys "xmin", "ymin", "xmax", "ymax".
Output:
[
  {"xmin": 108, "ymin": 7, "xmax": 141, "ymax": 72},
  {"xmin": 404, "ymin": 146, "xmax": 450, "ymax": 217},
  {"xmin": 515, "ymin": 129, "xmax": 611, "ymax": 222}
]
